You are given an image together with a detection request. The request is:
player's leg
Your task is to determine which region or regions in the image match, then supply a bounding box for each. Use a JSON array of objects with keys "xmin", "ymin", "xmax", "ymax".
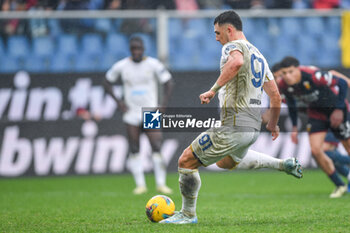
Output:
[
  {"xmin": 230, "ymin": 150, "xmax": 302, "ymax": 178},
  {"xmin": 160, "ymin": 146, "xmax": 201, "ymax": 224},
  {"xmin": 125, "ymin": 123, "xmax": 146, "ymax": 194},
  {"xmin": 309, "ymin": 132, "xmax": 346, "ymax": 197},
  {"xmin": 326, "ymin": 149, "xmax": 350, "ymax": 187},
  {"xmin": 144, "ymin": 129, "xmax": 172, "ymax": 194}
]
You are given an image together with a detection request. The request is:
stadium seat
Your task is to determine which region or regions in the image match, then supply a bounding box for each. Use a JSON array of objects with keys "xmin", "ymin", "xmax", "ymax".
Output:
[
  {"xmin": 25, "ymin": 56, "xmax": 49, "ymax": 73},
  {"xmin": 51, "ymin": 54, "xmax": 76, "ymax": 72},
  {"xmin": 200, "ymin": 33, "xmax": 221, "ymax": 58},
  {"xmin": 0, "ymin": 37, "xmax": 5, "ymax": 55},
  {"xmin": 95, "ymin": 19, "xmax": 113, "ymax": 33},
  {"xmin": 297, "ymin": 35, "xmax": 319, "ymax": 65},
  {"xmin": 106, "ymin": 33, "xmax": 129, "ymax": 55},
  {"xmin": 100, "ymin": 52, "xmax": 125, "ymax": 71},
  {"xmin": 318, "ymin": 34, "xmax": 341, "ymax": 67},
  {"xmin": 81, "ymin": 34, "xmax": 104, "ymax": 56},
  {"xmin": 280, "ymin": 17, "xmax": 300, "ymax": 36},
  {"xmin": 250, "ymin": 18, "xmax": 268, "ymax": 38},
  {"xmin": 0, "ymin": 56, "xmax": 19, "ymax": 73},
  {"xmin": 242, "ymin": 18, "xmax": 255, "ymax": 38},
  {"xmin": 249, "ymin": 35, "xmax": 271, "ymax": 58},
  {"xmin": 304, "ymin": 17, "xmax": 324, "ymax": 37},
  {"xmin": 168, "ymin": 19, "xmax": 183, "ymax": 40},
  {"xmin": 318, "ymin": 49, "xmax": 341, "ymax": 67},
  {"xmin": 32, "ymin": 36, "xmax": 54, "ymax": 57},
  {"xmin": 178, "ymin": 34, "xmax": 200, "ymax": 58},
  {"xmin": 197, "ymin": 49, "xmax": 220, "ymax": 71},
  {"xmin": 75, "ymin": 54, "xmax": 103, "ymax": 72},
  {"xmin": 7, "ymin": 36, "xmax": 30, "ymax": 58},
  {"xmin": 113, "ymin": 19, "xmax": 124, "ymax": 33},
  {"xmin": 326, "ymin": 16, "xmax": 341, "ymax": 38},
  {"xmin": 170, "ymin": 53, "xmax": 195, "ymax": 71},
  {"xmin": 48, "ymin": 19, "xmax": 62, "ymax": 37},
  {"xmin": 186, "ymin": 18, "xmax": 208, "ymax": 37},
  {"xmin": 57, "ymin": 34, "xmax": 79, "ymax": 56}
]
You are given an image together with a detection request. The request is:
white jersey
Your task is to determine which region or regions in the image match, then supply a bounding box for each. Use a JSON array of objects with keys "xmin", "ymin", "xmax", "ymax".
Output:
[
  {"xmin": 218, "ymin": 40, "xmax": 274, "ymax": 130},
  {"xmin": 106, "ymin": 56, "xmax": 171, "ymax": 125}
]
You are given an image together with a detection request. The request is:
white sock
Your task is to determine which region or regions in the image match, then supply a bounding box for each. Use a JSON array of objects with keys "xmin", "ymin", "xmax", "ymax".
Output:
[
  {"xmin": 152, "ymin": 152, "xmax": 166, "ymax": 187},
  {"xmin": 237, "ymin": 149, "xmax": 283, "ymax": 170},
  {"xmin": 127, "ymin": 153, "xmax": 146, "ymax": 187},
  {"xmin": 178, "ymin": 168, "xmax": 201, "ymax": 217}
]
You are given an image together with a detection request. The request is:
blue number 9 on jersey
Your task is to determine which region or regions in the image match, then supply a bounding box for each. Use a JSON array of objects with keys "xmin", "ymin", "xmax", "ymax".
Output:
[
  {"xmin": 198, "ymin": 134, "xmax": 213, "ymax": 152},
  {"xmin": 250, "ymin": 54, "xmax": 265, "ymax": 88}
]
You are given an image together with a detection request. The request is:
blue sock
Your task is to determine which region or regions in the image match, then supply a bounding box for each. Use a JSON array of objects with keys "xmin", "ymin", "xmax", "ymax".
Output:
[
  {"xmin": 325, "ymin": 150, "xmax": 350, "ymax": 165},
  {"xmin": 334, "ymin": 164, "xmax": 350, "ymax": 178},
  {"xmin": 328, "ymin": 171, "xmax": 345, "ymax": 187}
]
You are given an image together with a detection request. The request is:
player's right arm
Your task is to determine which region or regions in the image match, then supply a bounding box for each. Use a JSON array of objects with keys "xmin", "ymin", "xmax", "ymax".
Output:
[
  {"xmin": 263, "ymin": 78, "xmax": 281, "ymax": 141},
  {"xmin": 103, "ymin": 62, "xmax": 128, "ymax": 113},
  {"xmin": 200, "ymin": 50, "xmax": 243, "ymax": 104}
]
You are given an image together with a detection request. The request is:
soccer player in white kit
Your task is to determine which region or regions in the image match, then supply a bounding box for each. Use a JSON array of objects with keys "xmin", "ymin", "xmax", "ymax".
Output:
[
  {"xmin": 104, "ymin": 36, "xmax": 174, "ymax": 195},
  {"xmin": 161, "ymin": 10, "xmax": 303, "ymax": 224}
]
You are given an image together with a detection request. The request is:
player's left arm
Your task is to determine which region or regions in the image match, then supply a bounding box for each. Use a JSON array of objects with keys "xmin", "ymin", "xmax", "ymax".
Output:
[
  {"xmin": 330, "ymin": 70, "xmax": 350, "ymax": 87},
  {"xmin": 200, "ymin": 50, "xmax": 243, "ymax": 104},
  {"xmin": 263, "ymin": 79, "xmax": 282, "ymax": 140},
  {"xmin": 154, "ymin": 59, "xmax": 174, "ymax": 110},
  {"xmin": 161, "ymin": 79, "xmax": 174, "ymax": 110},
  {"xmin": 315, "ymin": 71, "xmax": 348, "ymax": 127},
  {"xmin": 331, "ymin": 75, "xmax": 348, "ymax": 127}
]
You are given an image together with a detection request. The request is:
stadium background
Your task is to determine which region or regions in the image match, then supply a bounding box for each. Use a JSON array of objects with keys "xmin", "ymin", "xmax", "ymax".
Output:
[{"xmin": 1, "ymin": 3, "xmax": 350, "ymax": 177}]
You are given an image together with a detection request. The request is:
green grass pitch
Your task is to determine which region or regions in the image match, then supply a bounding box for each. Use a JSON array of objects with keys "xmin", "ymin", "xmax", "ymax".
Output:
[{"xmin": 1, "ymin": 170, "xmax": 349, "ymax": 232}]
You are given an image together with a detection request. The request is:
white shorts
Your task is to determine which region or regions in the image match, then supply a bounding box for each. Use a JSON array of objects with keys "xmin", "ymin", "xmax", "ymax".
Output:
[{"xmin": 191, "ymin": 126, "xmax": 260, "ymax": 166}]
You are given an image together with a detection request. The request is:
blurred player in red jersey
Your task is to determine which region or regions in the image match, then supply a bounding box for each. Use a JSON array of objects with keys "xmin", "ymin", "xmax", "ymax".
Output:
[{"xmin": 279, "ymin": 56, "xmax": 350, "ymax": 198}]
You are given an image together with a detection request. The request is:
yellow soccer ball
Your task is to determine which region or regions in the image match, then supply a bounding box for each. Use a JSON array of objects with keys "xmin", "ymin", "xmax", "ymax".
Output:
[{"xmin": 145, "ymin": 195, "xmax": 175, "ymax": 222}]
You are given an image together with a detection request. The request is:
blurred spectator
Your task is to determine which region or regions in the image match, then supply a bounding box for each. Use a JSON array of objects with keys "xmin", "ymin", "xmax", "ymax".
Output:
[
  {"xmin": 266, "ymin": 0, "xmax": 293, "ymax": 8},
  {"xmin": 105, "ymin": 0, "xmax": 121, "ymax": 9},
  {"xmin": 224, "ymin": 0, "xmax": 251, "ymax": 9},
  {"xmin": 146, "ymin": 0, "xmax": 175, "ymax": 9},
  {"xmin": 28, "ymin": 0, "xmax": 54, "ymax": 37},
  {"xmin": 313, "ymin": 0, "xmax": 339, "ymax": 8},
  {"xmin": 174, "ymin": 0, "xmax": 199, "ymax": 10},
  {"xmin": 118, "ymin": 0, "xmax": 154, "ymax": 35},
  {"xmin": 59, "ymin": 0, "xmax": 106, "ymax": 36},
  {"xmin": 0, "ymin": 0, "xmax": 30, "ymax": 43},
  {"xmin": 120, "ymin": 0, "xmax": 147, "ymax": 9},
  {"xmin": 292, "ymin": 0, "xmax": 310, "ymax": 9},
  {"xmin": 250, "ymin": 0, "xmax": 265, "ymax": 9},
  {"xmin": 197, "ymin": 0, "xmax": 223, "ymax": 9}
]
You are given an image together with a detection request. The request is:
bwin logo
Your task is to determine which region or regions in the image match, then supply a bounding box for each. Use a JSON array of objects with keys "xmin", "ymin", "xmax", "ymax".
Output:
[{"xmin": 143, "ymin": 109, "xmax": 162, "ymax": 129}]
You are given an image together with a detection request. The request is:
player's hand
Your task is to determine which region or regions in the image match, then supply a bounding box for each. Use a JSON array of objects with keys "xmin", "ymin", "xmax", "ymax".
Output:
[
  {"xmin": 199, "ymin": 90, "xmax": 216, "ymax": 104},
  {"xmin": 291, "ymin": 127, "xmax": 298, "ymax": 144},
  {"xmin": 117, "ymin": 101, "xmax": 128, "ymax": 113},
  {"xmin": 266, "ymin": 124, "xmax": 280, "ymax": 141},
  {"xmin": 330, "ymin": 109, "xmax": 343, "ymax": 128}
]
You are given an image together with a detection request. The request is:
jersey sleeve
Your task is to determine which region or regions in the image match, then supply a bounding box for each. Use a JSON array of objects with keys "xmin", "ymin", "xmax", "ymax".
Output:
[
  {"xmin": 221, "ymin": 41, "xmax": 244, "ymax": 60},
  {"xmin": 264, "ymin": 65, "xmax": 274, "ymax": 83},
  {"xmin": 153, "ymin": 59, "xmax": 172, "ymax": 83},
  {"xmin": 313, "ymin": 70, "xmax": 348, "ymax": 109},
  {"xmin": 105, "ymin": 62, "xmax": 122, "ymax": 83}
]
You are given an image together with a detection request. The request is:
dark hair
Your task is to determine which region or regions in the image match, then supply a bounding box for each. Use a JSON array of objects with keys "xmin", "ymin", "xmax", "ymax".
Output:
[
  {"xmin": 279, "ymin": 56, "xmax": 300, "ymax": 68},
  {"xmin": 129, "ymin": 36, "xmax": 144, "ymax": 46},
  {"xmin": 214, "ymin": 10, "xmax": 243, "ymax": 31},
  {"xmin": 271, "ymin": 63, "xmax": 281, "ymax": 73}
]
